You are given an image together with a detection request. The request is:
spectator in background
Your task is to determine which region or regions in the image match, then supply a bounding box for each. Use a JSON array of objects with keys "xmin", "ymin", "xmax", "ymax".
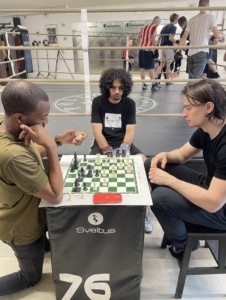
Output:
[
  {"xmin": 178, "ymin": 16, "xmax": 189, "ymax": 73},
  {"xmin": 122, "ymin": 38, "xmax": 134, "ymax": 72},
  {"xmin": 155, "ymin": 13, "xmax": 179, "ymax": 86},
  {"xmin": 137, "ymin": 16, "xmax": 161, "ymax": 91},
  {"xmin": 179, "ymin": 0, "xmax": 224, "ymax": 79},
  {"xmin": 203, "ymin": 36, "xmax": 220, "ymax": 78}
]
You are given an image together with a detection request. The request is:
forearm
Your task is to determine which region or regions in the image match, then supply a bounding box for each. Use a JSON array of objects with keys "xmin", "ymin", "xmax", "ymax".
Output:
[
  {"xmin": 94, "ymin": 132, "xmax": 109, "ymax": 149},
  {"xmin": 123, "ymin": 132, "xmax": 134, "ymax": 145},
  {"xmin": 166, "ymin": 176, "xmax": 222, "ymax": 212},
  {"xmin": 45, "ymin": 143, "xmax": 63, "ymax": 201},
  {"xmin": 166, "ymin": 149, "xmax": 188, "ymax": 163}
]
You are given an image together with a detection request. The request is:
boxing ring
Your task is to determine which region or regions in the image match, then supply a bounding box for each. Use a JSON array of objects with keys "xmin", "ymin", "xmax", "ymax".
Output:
[{"xmin": 0, "ymin": 4, "xmax": 226, "ymax": 299}]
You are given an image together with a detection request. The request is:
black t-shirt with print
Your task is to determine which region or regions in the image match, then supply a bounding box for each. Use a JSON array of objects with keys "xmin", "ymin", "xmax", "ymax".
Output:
[{"xmin": 91, "ymin": 95, "xmax": 136, "ymax": 146}]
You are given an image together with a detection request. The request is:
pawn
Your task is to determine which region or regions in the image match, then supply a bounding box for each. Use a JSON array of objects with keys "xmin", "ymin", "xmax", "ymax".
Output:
[
  {"xmin": 102, "ymin": 178, "xmax": 107, "ymax": 186},
  {"xmin": 83, "ymin": 182, "xmax": 88, "ymax": 191},
  {"xmin": 92, "ymin": 182, "xmax": 98, "ymax": 190},
  {"xmin": 102, "ymin": 169, "xmax": 107, "ymax": 177},
  {"xmin": 87, "ymin": 169, "xmax": 92, "ymax": 177},
  {"xmin": 70, "ymin": 164, "xmax": 75, "ymax": 173}
]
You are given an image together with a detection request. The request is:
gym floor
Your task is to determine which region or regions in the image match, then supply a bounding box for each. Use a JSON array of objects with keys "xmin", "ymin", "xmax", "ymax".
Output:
[{"xmin": 1, "ymin": 83, "xmax": 225, "ymax": 299}]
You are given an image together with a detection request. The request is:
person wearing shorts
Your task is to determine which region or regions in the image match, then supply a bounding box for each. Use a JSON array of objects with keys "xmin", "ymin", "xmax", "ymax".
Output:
[
  {"xmin": 155, "ymin": 13, "xmax": 179, "ymax": 85},
  {"xmin": 137, "ymin": 16, "xmax": 161, "ymax": 91}
]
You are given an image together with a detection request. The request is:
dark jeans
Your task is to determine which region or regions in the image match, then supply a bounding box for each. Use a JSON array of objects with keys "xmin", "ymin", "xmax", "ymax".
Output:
[
  {"xmin": 187, "ymin": 51, "xmax": 208, "ymax": 79},
  {"xmin": 0, "ymin": 235, "xmax": 45, "ymax": 296},
  {"xmin": 144, "ymin": 158, "xmax": 226, "ymax": 246}
]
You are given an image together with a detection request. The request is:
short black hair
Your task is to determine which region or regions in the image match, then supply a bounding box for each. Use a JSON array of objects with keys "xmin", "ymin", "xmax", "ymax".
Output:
[
  {"xmin": 99, "ymin": 68, "xmax": 133, "ymax": 98},
  {"xmin": 178, "ymin": 16, "xmax": 187, "ymax": 27},
  {"xmin": 1, "ymin": 80, "xmax": 49, "ymax": 116}
]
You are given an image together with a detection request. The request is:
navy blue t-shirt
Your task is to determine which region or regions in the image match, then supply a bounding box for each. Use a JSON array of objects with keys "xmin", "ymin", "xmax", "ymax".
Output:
[{"xmin": 160, "ymin": 23, "xmax": 177, "ymax": 46}]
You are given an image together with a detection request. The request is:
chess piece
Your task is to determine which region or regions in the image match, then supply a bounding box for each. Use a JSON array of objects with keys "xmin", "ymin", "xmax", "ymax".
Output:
[
  {"xmin": 87, "ymin": 169, "xmax": 93, "ymax": 177},
  {"xmin": 83, "ymin": 183, "xmax": 88, "ymax": 191},
  {"xmin": 68, "ymin": 192, "xmax": 72, "ymax": 201},
  {"xmin": 83, "ymin": 154, "xmax": 87, "ymax": 162},
  {"xmin": 95, "ymin": 154, "xmax": 101, "ymax": 165},
  {"xmin": 70, "ymin": 164, "xmax": 75, "ymax": 173},
  {"xmin": 95, "ymin": 169, "xmax": 99, "ymax": 177},
  {"xmin": 73, "ymin": 159, "xmax": 79, "ymax": 170},
  {"xmin": 92, "ymin": 182, "xmax": 98, "ymax": 190},
  {"xmin": 102, "ymin": 178, "xmax": 107, "ymax": 186},
  {"xmin": 102, "ymin": 169, "xmax": 107, "ymax": 177},
  {"xmin": 75, "ymin": 133, "xmax": 83, "ymax": 142}
]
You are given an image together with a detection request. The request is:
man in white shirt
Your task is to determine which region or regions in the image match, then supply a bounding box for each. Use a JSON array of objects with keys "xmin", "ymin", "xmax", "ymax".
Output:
[{"xmin": 179, "ymin": 0, "xmax": 224, "ymax": 78}]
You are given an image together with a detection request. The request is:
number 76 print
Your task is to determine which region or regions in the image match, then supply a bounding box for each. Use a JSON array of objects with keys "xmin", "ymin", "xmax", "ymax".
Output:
[{"xmin": 59, "ymin": 273, "xmax": 111, "ymax": 300}]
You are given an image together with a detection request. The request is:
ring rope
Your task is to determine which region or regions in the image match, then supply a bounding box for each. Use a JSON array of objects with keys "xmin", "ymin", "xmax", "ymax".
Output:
[
  {"xmin": 0, "ymin": 6, "xmax": 225, "ymax": 13},
  {"xmin": 0, "ymin": 111, "xmax": 182, "ymax": 117},
  {"xmin": 0, "ymin": 78, "xmax": 226, "ymax": 84},
  {"xmin": 0, "ymin": 44, "xmax": 225, "ymax": 51}
]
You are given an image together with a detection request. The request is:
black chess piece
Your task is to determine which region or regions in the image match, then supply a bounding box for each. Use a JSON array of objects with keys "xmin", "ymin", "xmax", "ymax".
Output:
[
  {"xmin": 87, "ymin": 169, "xmax": 92, "ymax": 177},
  {"xmin": 74, "ymin": 178, "xmax": 80, "ymax": 187},
  {"xmin": 73, "ymin": 159, "xmax": 79, "ymax": 170},
  {"xmin": 122, "ymin": 150, "xmax": 126, "ymax": 157},
  {"xmin": 72, "ymin": 186, "xmax": 80, "ymax": 193},
  {"xmin": 83, "ymin": 154, "xmax": 87, "ymax": 162},
  {"xmin": 70, "ymin": 164, "xmax": 75, "ymax": 172},
  {"xmin": 83, "ymin": 183, "xmax": 88, "ymax": 191},
  {"xmin": 77, "ymin": 172, "xmax": 82, "ymax": 181},
  {"xmin": 95, "ymin": 169, "xmax": 99, "ymax": 177},
  {"xmin": 74, "ymin": 152, "xmax": 77, "ymax": 159}
]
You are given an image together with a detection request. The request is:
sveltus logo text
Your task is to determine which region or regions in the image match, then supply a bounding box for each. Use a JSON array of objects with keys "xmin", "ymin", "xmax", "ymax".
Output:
[
  {"xmin": 76, "ymin": 227, "xmax": 116, "ymax": 234},
  {"xmin": 76, "ymin": 212, "xmax": 116, "ymax": 234}
]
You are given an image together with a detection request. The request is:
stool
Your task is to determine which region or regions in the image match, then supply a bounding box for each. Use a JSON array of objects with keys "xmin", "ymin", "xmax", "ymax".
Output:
[{"xmin": 161, "ymin": 231, "xmax": 226, "ymax": 298}]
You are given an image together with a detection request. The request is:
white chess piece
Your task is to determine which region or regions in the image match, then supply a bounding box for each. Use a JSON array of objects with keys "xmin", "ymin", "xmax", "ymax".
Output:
[
  {"xmin": 93, "ymin": 183, "xmax": 97, "ymax": 190},
  {"xmin": 102, "ymin": 178, "xmax": 107, "ymax": 186}
]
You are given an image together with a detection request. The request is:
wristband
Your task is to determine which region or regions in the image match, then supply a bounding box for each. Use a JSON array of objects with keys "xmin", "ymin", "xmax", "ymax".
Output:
[
  {"xmin": 101, "ymin": 145, "xmax": 113, "ymax": 156},
  {"xmin": 54, "ymin": 136, "xmax": 62, "ymax": 146}
]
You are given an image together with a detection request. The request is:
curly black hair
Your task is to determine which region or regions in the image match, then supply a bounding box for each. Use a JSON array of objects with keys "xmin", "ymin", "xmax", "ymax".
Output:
[{"xmin": 99, "ymin": 68, "xmax": 133, "ymax": 98}]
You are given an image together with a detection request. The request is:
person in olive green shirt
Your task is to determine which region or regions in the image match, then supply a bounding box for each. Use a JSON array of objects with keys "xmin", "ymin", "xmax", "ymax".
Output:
[{"xmin": 0, "ymin": 80, "xmax": 87, "ymax": 295}]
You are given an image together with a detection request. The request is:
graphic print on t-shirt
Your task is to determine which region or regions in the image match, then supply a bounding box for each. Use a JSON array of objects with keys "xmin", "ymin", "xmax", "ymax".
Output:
[{"xmin": 105, "ymin": 113, "xmax": 122, "ymax": 129}]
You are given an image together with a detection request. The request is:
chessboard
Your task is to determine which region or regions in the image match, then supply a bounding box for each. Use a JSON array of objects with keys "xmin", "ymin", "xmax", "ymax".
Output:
[
  {"xmin": 40, "ymin": 154, "xmax": 152, "ymax": 207},
  {"xmin": 64, "ymin": 153, "xmax": 139, "ymax": 194}
]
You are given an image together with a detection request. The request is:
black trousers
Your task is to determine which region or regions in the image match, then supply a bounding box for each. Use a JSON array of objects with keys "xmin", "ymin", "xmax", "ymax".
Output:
[{"xmin": 144, "ymin": 158, "xmax": 226, "ymax": 246}]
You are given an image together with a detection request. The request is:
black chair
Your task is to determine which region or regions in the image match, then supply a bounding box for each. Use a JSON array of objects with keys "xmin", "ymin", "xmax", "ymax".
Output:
[{"xmin": 161, "ymin": 226, "xmax": 226, "ymax": 299}]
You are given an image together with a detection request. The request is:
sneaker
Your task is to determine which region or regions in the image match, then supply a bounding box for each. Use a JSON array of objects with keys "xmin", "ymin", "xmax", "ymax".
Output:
[
  {"xmin": 166, "ymin": 82, "xmax": 173, "ymax": 85},
  {"xmin": 151, "ymin": 84, "xmax": 160, "ymax": 91},
  {"xmin": 168, "ymin": 240, "xmax": 200, "ymax": 260},
  {"xmin": 145, "ymin": 214, "xmax": 153, "ymax": 234},
  {"xmin": 142, "ymin": 84, "xmax": 148, "ymax": 90}
]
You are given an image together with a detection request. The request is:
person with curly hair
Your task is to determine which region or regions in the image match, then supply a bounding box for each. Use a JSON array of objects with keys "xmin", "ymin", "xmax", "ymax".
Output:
[
  {"xmin": 90, "ymin": 68, "xmax": 144, "ymax": 158},
  {"xmin": 90, "ymin": 68, "xmax": 152, "ymax": 234}
]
